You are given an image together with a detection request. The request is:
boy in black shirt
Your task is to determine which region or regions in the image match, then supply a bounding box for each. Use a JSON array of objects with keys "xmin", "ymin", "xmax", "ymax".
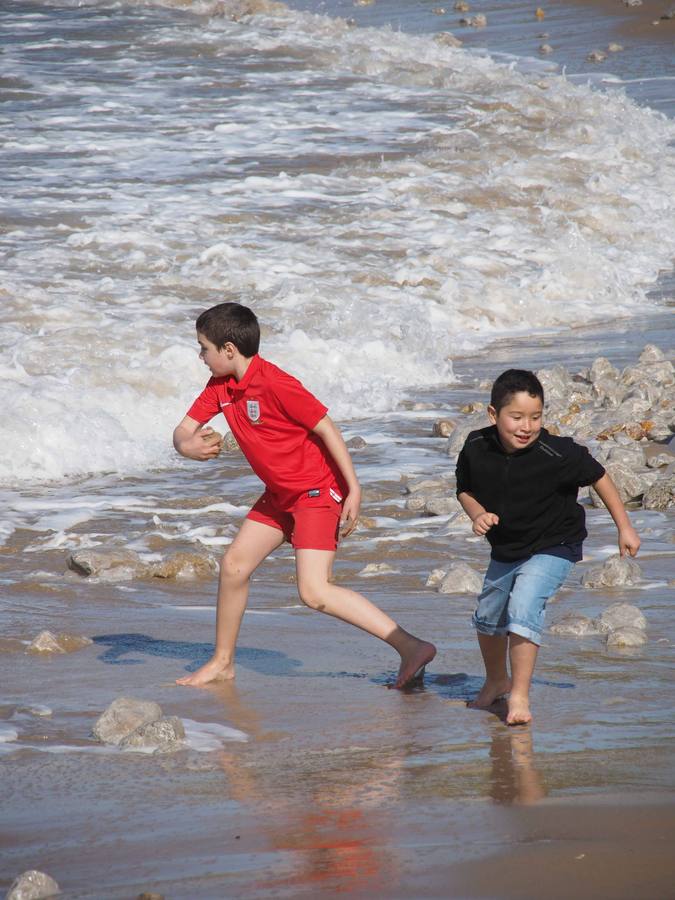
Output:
[{"xmin": 456, "ymin": 369, "xmax": 640, "ymax": 725}]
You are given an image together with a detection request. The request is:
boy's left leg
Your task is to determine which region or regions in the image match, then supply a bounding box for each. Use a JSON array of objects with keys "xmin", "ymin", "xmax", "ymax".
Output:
[{"xmin": 295, "ymin": 548, "xmax": 436, "ymax": 688}]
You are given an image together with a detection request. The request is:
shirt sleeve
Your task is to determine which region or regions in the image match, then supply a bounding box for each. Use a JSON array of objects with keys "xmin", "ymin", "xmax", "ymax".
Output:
[
  {"xmin": 566, "ymin": 441, "xmax": 606, "ymax": 487},
  {"xmin": 270, "ymin": 370, "xmax": 328, "ymax": 430},
  {"xmin": 186, "ymin": 379, "xmax": 221, "ymax": 424}
]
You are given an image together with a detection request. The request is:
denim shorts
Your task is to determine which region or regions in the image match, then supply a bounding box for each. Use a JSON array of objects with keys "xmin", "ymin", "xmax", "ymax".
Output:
[{"xmin": 472, "ymin": 554, "xmax": 574, "ymax": 645}]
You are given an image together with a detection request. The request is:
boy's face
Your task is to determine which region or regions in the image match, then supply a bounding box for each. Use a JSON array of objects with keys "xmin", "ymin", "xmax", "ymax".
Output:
[
  {"xmin": 197, "ymin": 332, "xmax": 236, "ymax": 377},
  {"xmin": 488, "ymin": 391, "xmax": 543, "ymax": 454}
]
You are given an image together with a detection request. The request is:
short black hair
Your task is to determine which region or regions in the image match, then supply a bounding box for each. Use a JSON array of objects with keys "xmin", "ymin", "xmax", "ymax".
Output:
[
  {"xmin": 195, "ymin": 302, "xmax": 260, "ymax": 357},
  {"xmin": 490, "ymin": 369, "xmax": 544, "ymax": 412}
]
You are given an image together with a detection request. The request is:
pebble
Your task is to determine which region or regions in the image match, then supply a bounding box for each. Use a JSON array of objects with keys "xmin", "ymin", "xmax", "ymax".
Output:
[
  {"xmin": 93, "ymin": 697, "xmax": 163, "ymax": 746},
  {"xmin": 27, "ymin": 630, "xmax": 92, "ymax": 654},
  {"xmin": 587, "ymin": 50, "xmax": 607, "ymax": 63},
  {"xmin": 6, "ymin": 871, "xmax": 60, "ymax": 900},
  {"xmin": 539, "ymin": 43, "xmax": 554, "ymax": 54}
]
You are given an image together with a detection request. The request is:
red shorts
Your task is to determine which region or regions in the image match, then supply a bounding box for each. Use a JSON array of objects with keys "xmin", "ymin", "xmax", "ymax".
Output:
[{"xmin": 247, "ymin": 488, "xmax": 343, "ymax": 551}]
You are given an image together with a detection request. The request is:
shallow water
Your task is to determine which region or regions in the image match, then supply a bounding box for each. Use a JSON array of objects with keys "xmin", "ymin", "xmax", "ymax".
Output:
[{"xmin": 1, "ymin": 0, "xmax": 674, "ymax": 896}]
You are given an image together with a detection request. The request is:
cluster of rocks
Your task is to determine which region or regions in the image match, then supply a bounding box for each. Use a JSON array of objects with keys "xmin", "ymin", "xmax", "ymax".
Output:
[
  {"xmin": 67, "ymin": 548, "xmax": 218, "ymax": 582},
  {"xmin": 440, "ymin": 346, "xmax": 674, "ymax": 511},
  {"xmin": 549, "ymin": 556, "xmax": 648, "ymax": 648},
  {"xmin": 93, "ymin": 697, "xmax": 185, "ymax": 754},
  {"xmin": 5, "ymin": 871, "xmax": 164, "ymax": 900}
]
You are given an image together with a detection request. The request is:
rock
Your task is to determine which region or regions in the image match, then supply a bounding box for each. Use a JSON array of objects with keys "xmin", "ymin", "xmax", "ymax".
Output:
[
  {"xmin": 27, "ymin": 631, "xmax": 92, "ymax": 654},
  {"xmin": 432, "ymin": 6, "xmax": 446, "ymax": 14},
  {"xmin": 438, "ymin": 562, "xmax": 483, "ymax": 594},
  {"xmin": 358, "ymin": 562, "xmax": 397, "ymax": 576},
  {"xmin": 67, "ymin": 548, "xmax": 144, "ymax": 578},
  {"xmin": 424, "ymin": 496, "xmax": 462, "ymax": 516},
  {"xmin": 642, "ymin": 475, "xmax": 675, "ymax": 509},
  {"xmin": 137, "ymin": 894, "xmax": 165, "ymax": 900},
  {"xmin": 607, "ymin": 42, "xmax": 623, "ymax": 52},
  {"xmin": 222, "ymin": 431, "xmax": 242, "ymax": 454},
  {"xmin": 432, "ymin": 418, "xmax": 457, "ymax": 437},
  {"xmin": 646, "ymin": 449, "xmax": 675, "ymax": 468},
  {"xmin": 460, "ymin": 13, "xmax": 486, "ymax": 26},
  {"xmin": 581, "ymin": 555, "xmax": 642, "ymax": 589},
  {"xmin": 536, "ymin": 365, "xmax": 573, "ymax": 402},
  {"xmin": 93, "ymin": 697, "xmax": 164, "ymax": 746},
  {"xmin": 622, "ymin": 360, "xmax": 674, "ymax": 388},
  {"xmin": 447, "ymin": 423, "xmax": 473, "ymax": 456},
  {"xmin": 6, "ymin": 870, "xmax": 60, "ymax": 900},
  {"xmin": 119, "ymin": 716, "xmax": 186, "ymax": 753},
  {"xmin": 404, "ymin": 475, "xmax": 452, "ymax": 494},
  {"xmin": 148, "ymin": 552, "xmax": 217, "ymax": 580},
  {"xmin": 589, "ymin": 462, "xmax": 647, "ymax": 505},
  {"xmin": 539, "ymin": 43, "xmax": 553, "ymax": 54},
  {"xmin": 454, "ymin": 0, "xmax": 469, "ymax": 9},
  {"xmin": 606, "ymin": 626, "xmax": 647, "ymax": 648},
  {"xmin": 549, "ymin": 614, "xmax": 602, "ymax": 636},
  {"xmin": 426, "ymin": 567, "xmax": 448, "ymax": 587},
  {"xmin": 597, "ymin": 602, "xmax": 647, "ymax": 632},
  {"xmin": 606, "ymin": 445, "xmax": 645, "ymax": 469},
  {"xmin": 434, "ymin": 31, "xmax": 463, "ymax": 46},
  {"xmin": 589, "ymin": 357, "xmax": 619, "ymax": 383},
  {"xmin": 346, "ymin": 435, "xmax": 367, "ymax": 449},
  {"xmin": 460, "ymin": 401, "xmax": 485, "ymax": 414},
  {"xmin": 592, "ymin": 377, "xmax": 625, "ymax": 408},
  {"xmin": 405, "ymin": 495, "xmax": 428, "ymax": 512},
  {"xmin": 535, "ymin": 6, "xmax": 545, "ymax": 19},
  {"xmin": 623, "ymin": 0, "xmax": 642, "ymax": 6}
]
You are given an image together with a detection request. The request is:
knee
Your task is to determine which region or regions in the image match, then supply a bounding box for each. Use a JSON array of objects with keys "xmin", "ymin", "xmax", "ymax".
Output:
[
  {"xmin": 220, "ymin": 551, "xmax": 251, "ymax": 585},
  {"xmin": 296, "ymin": 578, "xmax": 326, "ymax": 612}
]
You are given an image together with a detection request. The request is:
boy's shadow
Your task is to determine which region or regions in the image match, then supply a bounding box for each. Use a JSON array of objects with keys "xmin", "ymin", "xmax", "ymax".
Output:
[
  {"xmin": 390, "ymin": 672, "xmax": 575, "ymax": 705},
  {"xmin": 92, "ymin": 633, "xmax": 303, "ymax": 677}
]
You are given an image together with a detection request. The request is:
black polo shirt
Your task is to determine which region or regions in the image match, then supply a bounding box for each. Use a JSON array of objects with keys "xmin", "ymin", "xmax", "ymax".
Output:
[{"xmin": 455, "ymin": 426, "xmax": 605, "ymax": 562}]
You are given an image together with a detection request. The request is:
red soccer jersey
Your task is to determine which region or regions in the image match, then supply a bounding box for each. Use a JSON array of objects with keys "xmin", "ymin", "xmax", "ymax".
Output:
[{"xmin": 187, "ymin": 355, "xmax": 347, "ymax": 509}]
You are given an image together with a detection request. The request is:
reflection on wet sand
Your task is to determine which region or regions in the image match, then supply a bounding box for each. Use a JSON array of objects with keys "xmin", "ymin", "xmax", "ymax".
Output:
[
  {"xmin": 488, "ymin": 712, "xmax": 547, "ymax": 806},
  {"xmin": 209, "ymin": 682, "xmax": 404, "ymax": 895}
]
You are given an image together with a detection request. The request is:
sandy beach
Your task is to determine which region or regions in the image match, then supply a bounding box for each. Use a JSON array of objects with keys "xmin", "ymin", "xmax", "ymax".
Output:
[{"xmin": 1, "ymin": 0, "xmax": 674, "ymax": 897}]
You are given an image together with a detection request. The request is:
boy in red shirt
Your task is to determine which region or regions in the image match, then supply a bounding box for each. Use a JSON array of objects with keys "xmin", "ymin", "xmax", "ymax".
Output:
[{"xmin": 173, "ymin": 302, "xmax": 436, "ymax": 688}]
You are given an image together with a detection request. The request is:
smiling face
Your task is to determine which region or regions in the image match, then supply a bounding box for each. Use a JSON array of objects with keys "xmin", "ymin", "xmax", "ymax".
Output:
[
  {"xmin": 196, "ymin": 331, "xmax": 236, "ymax": 378},
  {"xmin": 488, "ymin": 390, "xmax": 543, "ymax": 453}
]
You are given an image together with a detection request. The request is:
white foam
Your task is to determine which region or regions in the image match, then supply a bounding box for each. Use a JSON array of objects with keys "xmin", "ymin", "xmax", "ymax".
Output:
[
  {"xmin": 0, "ymin": 724, "xmax": 19, "ymax": 742},
  {"xmin": 182, "ymin": 718, "xmax": 249, "ymax": 751}
]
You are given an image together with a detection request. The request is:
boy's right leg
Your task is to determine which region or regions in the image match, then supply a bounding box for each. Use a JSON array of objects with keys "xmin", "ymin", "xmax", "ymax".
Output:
[
  {"xmin": 176, "ymin": 519, "xmax": 285, "ymax": 686},
  {"xmin": 468, "ymin": 632, "xmax": 511, "ymax": 709}
]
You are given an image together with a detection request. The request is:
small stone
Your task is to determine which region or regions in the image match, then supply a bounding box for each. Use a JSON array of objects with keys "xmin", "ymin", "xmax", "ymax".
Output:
[
  {"xmin": 148, "ymin": 552, "xmax": 218, "ymax": 580},
  {"xmin": 346, "ymin": 435, "xmax": 367, "ymax": 449},
  {"xmin": 137, "ymin": 894, "xmax": 165, "ymax": 900},
  {"xmin": 454, "ymin": 0, "xmax": 469, "ymax": 9},
  {"xmin": 438, "ymin": 562, "xmax": 483, "ymax": 594},
  {"xmin": 119, "ymin": 716, "xmax": 186, "ymax": 753},
  {"xmin": 598, "ymin": 602, "xmax": 647, "ymax": 632},
  {"xmin": 623, "ymin": 0, "xmax": 642, "ymax": 6},
  {"xmin": 424, "ymin": 496, "xmax": 462, "ymax": 516},
  {"xmin": 432, "ymin": 418, "xmax": 457, "ymax": 437},
  {"xmin": 358, "ymin": 562, "xmax": 397, "ymax": 577},
  {"xmin": 6, "ymin": 870, "xmax": 60, "ymax": 900},
  {"xmin": 460, "ymin": 401, "xmax": 485, "ymax": 415},
  {"xmin": 535, "ymin": 7, "xmax": 545, "ymax": 19},
  {"xmin": 426, "ymin": 567, "xmax": 448, "ymax": 587},
  {"xmin": 549, "ymin": 614, "xmax": 602, "ymax": 636},
  {"xmin": 27, "ymin": 631, "xmax": 66, "ymax": 654},
  {"xmin": 607, "ymin": 42, "xmax": 623, "ymax": 52},
  {"xmin": 460, "ymin": 13, "xmax": 486, "ymax": 26},
  {"xmin": 434, "ymin": 31, "xmax": 463, "ymax": 46},
  {"xmin": 581, "ymin": 555, "xmax": 642, "ymax": 589},
  {"xmin": 93, "ymin": 697, "xmax": 164, "ymax": 746},
  {"xmin": 67, "ymin": 548, "xmax": 143, "ymax": 578},
  {"xmin": 539, "ymin": 43, "xmax": 553, "ymax": 53},
  {"xmin": 606, "ymin": 626, "xmax": 647, "ymax": 648},
  {"xmin": 432, "ymin": 6, "xmax": 446, "ymax": 14}
]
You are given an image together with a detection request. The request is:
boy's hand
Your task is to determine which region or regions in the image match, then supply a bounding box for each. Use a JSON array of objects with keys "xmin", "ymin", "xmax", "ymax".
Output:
[
  {"xmin": 618, "ymin": 525, "xmax": 641, "ymax": 557},
  {"xmin": 472, "ymin": 511, "xmax": 499, "ymax": 537},
  {"xmin": 185, "ymin": 428, "xmax": 223, "ymax": 461},
  {"xmin": 340, "ymin": 488, "xmax": 361, "ymax": 538}
]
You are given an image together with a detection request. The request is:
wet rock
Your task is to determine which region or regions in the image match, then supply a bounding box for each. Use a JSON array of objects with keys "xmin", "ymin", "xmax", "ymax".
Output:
[
  {"xmin": 148, "ymin": 552, "xmax": 217, "ymax": 580},
  {"xmin": 539, "ymin": 43, "xmax": 553, "ymax": 53},
  {"xmin": 432, "ymin": 6, "xmax": 446, "ymax": 14},
  {"xmin": 642, "ymin": 474, "xmax": 675, "ymax": 509},
  {"xmin": 460, "ymin": 13, "xmax": 486, "ymax": 26},
  {"xmin": 432, "ymin": 418, "xmax": 457, "ymax": 437},
  {"xmin": 606, "ymin": 626, "xmax": 647, "ymax": 648},
  {"xmin": 403, "ymin": 475, "xmax": 452, "ymax": 494},
  {"xmin": 607, "ymin": 42, "xmax": 623, "ymax": 52},
  {"xmin": 358, "ymin": 562, "xmax": 397, "ymax": 576},
  {"xmin": 438, "ymin": 562, "xmax": 483, "ymax": 594},
  {"xmin": 6, "ymin": 870, "xmax": 60, "ymax": 900},
  {"xmin": 119, "ymin": 716, "xmax": 186, "ymax": 754},
  {"xmin": 597, "ymin": 602, "xmax": 647, "ymax": 632},
  {"xmin": 592, "ymin": 377, "xmax": 625, "ymax": 408},
  {"xmin": 346, "ymin": 435, "xmax": 367, "ymax": 449},
  {"xmin": 621, "ymin": 360, "xmax": 674, "ymax": 388},
  {"xmin": 405, "ymin": 495, "xmax": 428, "ymax": 512},
  {"xmin": 424, "ymin": 496, "xmax": 462, "ymax": 516},
  {"xmin": 589, "ymin": 462, "xmax": 648, "ymax": 505},
  {"xmin": 549, "ymin": 614, "xmax": 602, "ymax": 636},
  {"xmin": 426, "ymin": 567, "xmax": 447, "ymax": 588},
  {"xmin": 222, "ymin": 431, "xmax": 242, "ymax": 454},
  {"xmin": 536, "ymin": 365, "xmax": 573, "ymax": 402},
  {"xmin": 454, "ymin": 0, "xmax": 469, "ymax": 9},
  {"xmin": 460, "ymin": 401, "xmax": 485, "ymax": 415},
  {"xmin": 27, "ymin": 631, "xmax": 92, "ymax": 654},
  {"xmin": 581, "ymin": 555, "xmax": 642, "ymax": 589},
  {"xmin": 447, "ymin": 423, "xmax": 474, "ymax": 457},
  {"xmin": 640, "ymin": 347, "xmax": 666, "ymax": 364},
  {"xmin": 93, "ymin": 697, "xmax": 163, "ymax": 746},
  {"xmin": 623, "ymin": 0, "xmax": 642, "ymax": 6},
  {"xmin": 67, "ymin": 548, "xmax": 144, "ymax": 579},
  {"xmin": 589, "ymin": 357, "xmax": 619, "ymax": 383},
  {"xmin": 434, "ymin": 31, "xmax": 463, "ymax": 46}
]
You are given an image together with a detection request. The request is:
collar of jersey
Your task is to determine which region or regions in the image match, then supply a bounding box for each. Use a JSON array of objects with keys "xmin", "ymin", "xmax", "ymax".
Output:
[{"xmin": 228, "ymin": 353, "xmax": 261, "ymax": 398}]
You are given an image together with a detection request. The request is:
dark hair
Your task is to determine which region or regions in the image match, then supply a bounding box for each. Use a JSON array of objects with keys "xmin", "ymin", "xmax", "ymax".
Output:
[
  {"xmin": 490, "ymin": 369, "xmax": 544, "ymax": 412},
  {"xmin": 195, "ymin": 302, "xmax": 260, "ymax": 357}
]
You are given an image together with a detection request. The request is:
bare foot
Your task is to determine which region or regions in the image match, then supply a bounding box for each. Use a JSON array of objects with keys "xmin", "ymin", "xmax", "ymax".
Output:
[
  {"xmin": 176, "ymin": 658, "xmax": 234, "ymax": 687},
  {"xmin": 468, "ymin": 677, "xmax": 512, "ymax": 709},
  {"xmin": 506, "ymin": 693, "xmax": 532, "ymax": 726},
  {"xmin": 394, "ymin": 639, "xmax": 437, "ymax": 689}
]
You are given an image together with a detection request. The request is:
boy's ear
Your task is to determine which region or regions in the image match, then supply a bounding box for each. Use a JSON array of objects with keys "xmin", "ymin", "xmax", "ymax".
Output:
[
  {"xmin": 221, "ymin": 341, "xmax": 237, "ymax": 357},
  {"xmin": 487, "ymin": 404, "xmax": 498, "ymax": 425}
]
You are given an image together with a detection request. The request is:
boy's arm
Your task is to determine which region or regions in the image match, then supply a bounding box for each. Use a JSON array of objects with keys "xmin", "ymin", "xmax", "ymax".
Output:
[
  {"xmin": 173, "ymin": 415, "xmax": 223, "ymax": 461},
  {"xmin": 311, "ymin": 415, "xmax": 361, "ymax": 536},
  {"xmin": 457, "ymin": 491, "xmax": 500, "ymax": 537},
  {"xmin": 591, "ymin": 473, "xmax": 641, "ymax": 557}
]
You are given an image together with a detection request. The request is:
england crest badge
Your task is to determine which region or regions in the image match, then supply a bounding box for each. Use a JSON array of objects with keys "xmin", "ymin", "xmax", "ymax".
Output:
[{"xmin": 246, "ymin": 399, "xmax": 261, "ymax": 423}]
